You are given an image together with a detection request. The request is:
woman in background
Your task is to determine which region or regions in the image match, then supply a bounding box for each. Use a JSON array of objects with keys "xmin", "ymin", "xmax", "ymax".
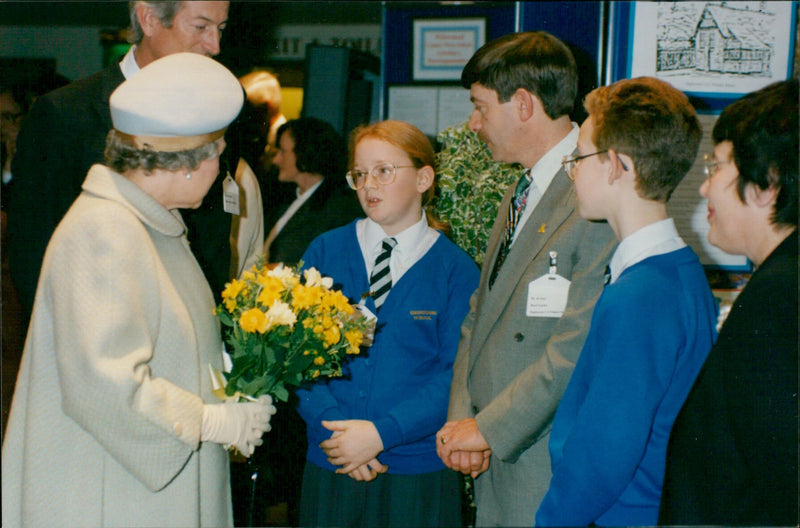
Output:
[{"xmin": 264, "ymin": 116, "xmax": 363, "ymax": 266}]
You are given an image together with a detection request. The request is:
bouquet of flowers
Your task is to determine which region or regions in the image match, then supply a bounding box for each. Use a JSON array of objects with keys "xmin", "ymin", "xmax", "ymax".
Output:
[{"xmin": 212, "ymin": 261, "xmax": 375, "ymax": 402}]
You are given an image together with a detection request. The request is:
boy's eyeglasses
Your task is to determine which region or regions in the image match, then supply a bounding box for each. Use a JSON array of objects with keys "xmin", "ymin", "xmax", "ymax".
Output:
[
  {"xmin": 561, "ymin": 151, "xmax": 608, "ymax": 180},
  {"xmin": 346, "ymin": 162, "xmax": 416, "ymax": 190},
  {"xmin": 561, "ymin": 150, "xmax": 629, "ymax": 180}
]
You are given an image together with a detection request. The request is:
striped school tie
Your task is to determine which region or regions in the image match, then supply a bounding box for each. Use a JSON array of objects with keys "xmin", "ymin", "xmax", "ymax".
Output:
[{"xmin": 369, "ymin": 237, "xmax": 397, "ymax": 310}]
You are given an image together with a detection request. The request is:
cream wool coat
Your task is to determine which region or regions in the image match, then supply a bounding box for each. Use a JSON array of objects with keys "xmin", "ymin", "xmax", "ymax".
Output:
[{"xmin": 2, "ymin": 164, "xmax": 233, "ymax": 527}]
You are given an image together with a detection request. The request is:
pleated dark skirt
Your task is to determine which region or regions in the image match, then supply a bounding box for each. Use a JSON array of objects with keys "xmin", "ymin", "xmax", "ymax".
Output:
[{"xmin": 299, "ymin": 462, "xmax": 462, "ymax": 527}]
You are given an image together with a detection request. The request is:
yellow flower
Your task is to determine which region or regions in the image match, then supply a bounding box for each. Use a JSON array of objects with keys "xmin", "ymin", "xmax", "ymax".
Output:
[
  {"xmin": 222, "ymin": 278, "xmax": 247, "ymax": 311},
  {"xmin": 292, "ymin": 284, "xmax": 324, "ymax": 311},
  {"xmin": 323, "ymin": 324, "xmax": 341, "ymax": 347},
  {"xmin": 323, "ymin": 290, "xmax": 354, "ymax": 314},
  {"xmin": 312, "ymin": 370, "xmax": 321, "ymax": 379},
  {"xmin": 313, "ymin": 356, "xmax": 325, "ymax": 366},
  {"xmin": 256, "ymin": 275, "xmax": 285, "ymax": 307},
  {"xmin": 239, "ymin": 307, "xmax": 268, "ymax": 334},
  {"xmin": 345, "ymin": 329, "xmax": 363, "ymax": 349}
]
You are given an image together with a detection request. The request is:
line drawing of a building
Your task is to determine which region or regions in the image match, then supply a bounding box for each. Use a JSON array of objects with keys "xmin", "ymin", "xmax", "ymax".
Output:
[{"xmin": 656, "ymin": 2, "xmax": 775, "ymax": 78}]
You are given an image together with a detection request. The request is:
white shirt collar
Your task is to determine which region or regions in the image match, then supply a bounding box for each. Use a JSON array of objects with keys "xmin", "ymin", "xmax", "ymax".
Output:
[
  {"xmin": 511, "ymin": 123, "xmax": 579, "ymax": 244},
  {"xmin": 608, "ymin": 218, "xmax": 687, "ymax": 284},
  {"xmin": 358, "ymin": 213, "xmax": 439, "ymax": 283},
  {"xmin": 363, "ymin": 213, "xmax": 428, "ymax": 261},
  {"xmin": 527, "ymin": 122, "xmax": 579, "ymax": 196},
  {"xmin": 119, "ymin": 45, "xmax": 140, "ymax": 80}
]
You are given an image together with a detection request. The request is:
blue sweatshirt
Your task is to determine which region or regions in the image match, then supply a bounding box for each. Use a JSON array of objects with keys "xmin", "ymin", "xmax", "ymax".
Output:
[
  {"xmin": 536, "ymin": 247, "xmax": 717, "ymax": 525},
  {"xmin": 297, "ymin": 221, "xmax": 479, "ymax": 474}
]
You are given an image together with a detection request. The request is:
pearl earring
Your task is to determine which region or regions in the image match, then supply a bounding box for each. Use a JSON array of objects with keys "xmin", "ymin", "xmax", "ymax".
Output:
[{"xmin": 186, "ymin": 172, "xmax": 192, "ymax": 180}]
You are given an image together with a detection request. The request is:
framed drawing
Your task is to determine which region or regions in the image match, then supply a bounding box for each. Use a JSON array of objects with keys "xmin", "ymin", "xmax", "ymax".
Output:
[
  {"xmin": 611, "ymin": 1, "xmax": 797, "ymax": 98},
  {"xmin": 412, "ymin": 18, "xmax": 486, "ymax": 81}
]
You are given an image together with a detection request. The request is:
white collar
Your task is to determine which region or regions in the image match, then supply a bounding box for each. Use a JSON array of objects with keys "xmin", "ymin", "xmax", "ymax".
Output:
[
  {"xmin": 119, "ymin": 45, "xmax": 140, "ymax": 80},
  {"xmin": 511, "ymin": 123, "xmax": 579, "ymax": 243},
  {"xmin": 608, "ymin": 218, "xmax": 686, "ymax": 284},
  {"xmin": 357, "ymin": 214, "xmax": 439, "ymax": 286},
  {"xmin": 526, "ymin": 122, "xmax": 579, "ymax": 195},
  {"xmin": 363, "ymin": 213, "xmax": 429, "ymax": 260}
]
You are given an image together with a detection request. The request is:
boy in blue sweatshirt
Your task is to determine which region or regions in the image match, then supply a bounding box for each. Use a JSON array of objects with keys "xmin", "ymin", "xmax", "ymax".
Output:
[{"xmin": 535, "ymin": 77, "xmax": 718, "ymax": 526}]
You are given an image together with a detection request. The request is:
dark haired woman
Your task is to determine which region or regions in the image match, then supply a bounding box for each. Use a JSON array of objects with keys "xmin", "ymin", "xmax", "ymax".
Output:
[{"xmin": 264, "ymin": 117, "xmax": 364, "ymax": 266}]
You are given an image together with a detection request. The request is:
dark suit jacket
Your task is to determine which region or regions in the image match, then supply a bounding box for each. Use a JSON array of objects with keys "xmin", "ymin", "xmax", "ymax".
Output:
[
  {"xmin": 659, "ymin": 230, "xmax": 798, "ymax": 525},
  {"xmin": 266, "ymin": 178, "xmax": 363, "ymax": 266},
  {"xmin": 9, "ymin": 62, "xmax": 235, "ymax": 314}
]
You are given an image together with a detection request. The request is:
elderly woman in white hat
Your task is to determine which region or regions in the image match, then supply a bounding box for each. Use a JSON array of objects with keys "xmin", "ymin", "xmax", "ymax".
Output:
[{"xmin": 2, "ymin": 53, "xmax": 275, "ymax": 528}]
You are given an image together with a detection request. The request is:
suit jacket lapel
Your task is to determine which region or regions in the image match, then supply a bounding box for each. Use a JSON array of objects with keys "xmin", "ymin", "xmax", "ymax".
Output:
[{"xmin": 469, "ymin": 169, "xmax": 575, "ymax": 367}]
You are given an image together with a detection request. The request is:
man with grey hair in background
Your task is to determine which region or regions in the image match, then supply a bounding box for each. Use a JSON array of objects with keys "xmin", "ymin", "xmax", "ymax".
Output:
[{"xmin": 9, "ymin": 1, "xmax": 262, "ymax": 322}]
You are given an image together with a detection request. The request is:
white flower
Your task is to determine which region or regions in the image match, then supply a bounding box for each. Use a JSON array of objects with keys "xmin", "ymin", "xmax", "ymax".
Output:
[
  {"xmin": 304, "ymin": 267, "xmax": 334, "ymax": 289},
  {"xmin": 265, "ymin": 299, "xmax": 297, "ymax": 329},
  {"xmin": 267, "ymin": 263, "xmax": 298, "ymax": 287}
]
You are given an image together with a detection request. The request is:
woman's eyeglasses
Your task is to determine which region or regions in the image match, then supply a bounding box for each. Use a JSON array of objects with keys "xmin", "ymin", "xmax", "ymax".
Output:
[{"xmin": 703, "ymin": 153, "xmax": 735, "ymax": 179}]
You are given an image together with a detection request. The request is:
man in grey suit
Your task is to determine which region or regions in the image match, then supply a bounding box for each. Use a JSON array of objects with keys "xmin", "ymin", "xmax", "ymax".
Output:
[{"xmin": 436, "ymin": 31, "xmax": 616, "ymax": 526}]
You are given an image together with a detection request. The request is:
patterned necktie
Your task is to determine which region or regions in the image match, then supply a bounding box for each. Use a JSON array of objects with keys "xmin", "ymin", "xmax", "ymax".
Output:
[
  {"xmin": 489, "ymin": 170, "xmax": 534, "ymax": 288},
  {"xmin": 369, "ymin": 237, "xmax": 397, "ymax": 310}
]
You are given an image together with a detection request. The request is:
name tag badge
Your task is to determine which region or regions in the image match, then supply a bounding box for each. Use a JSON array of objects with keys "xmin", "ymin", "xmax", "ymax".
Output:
[
  {"xmin": 526, "ymin": 274, "xmax": 570, "ymax": 318},
  {"xmin": 222, "ymin": 173, "xmax": 240, "ymax": 215}
]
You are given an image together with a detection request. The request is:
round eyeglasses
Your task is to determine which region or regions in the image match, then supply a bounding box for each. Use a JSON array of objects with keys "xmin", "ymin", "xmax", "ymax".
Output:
[
  {"xmin": 345, "ymin": 162, "xmax": 416, "ymax": 190},
  {"xmin": 702, "ymin": 153, "xmax": 735, "ymax": 179}
]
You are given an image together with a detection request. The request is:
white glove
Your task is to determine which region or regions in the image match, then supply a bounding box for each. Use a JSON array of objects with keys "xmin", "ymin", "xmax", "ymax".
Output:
[{"xmin": 201, "ymin": 395, "xmax": 277, "ymax": 456}]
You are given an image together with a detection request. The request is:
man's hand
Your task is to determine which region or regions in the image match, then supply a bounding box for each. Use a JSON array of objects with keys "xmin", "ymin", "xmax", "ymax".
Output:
[
  {"xmin": 319, "ymin": 419, "xmax": 383, "ymax": 474},
  {"xmin": 436, "ymin": 418, "xmax": 492, "ymax": 477}
]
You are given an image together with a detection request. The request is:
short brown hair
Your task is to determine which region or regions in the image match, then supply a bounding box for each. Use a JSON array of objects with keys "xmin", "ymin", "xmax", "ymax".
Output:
[
  {"xmin": 584, "ymin": 76, "xmax": 701, "ymax": 202},
  {"xmin": 461, "ymin": 31, "xmax": 577, "ymax": 120}
]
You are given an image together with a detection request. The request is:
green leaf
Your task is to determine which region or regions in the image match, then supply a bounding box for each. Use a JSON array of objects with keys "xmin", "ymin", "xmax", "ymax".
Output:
[
  {"xmin": 216, "ymin": 308, "xmax": 234, "ymax": 327},
  {"xmin": 271, "ymin": 383, "xmax": 290, "ymax": 402},
  {"xmin": 286, "ymin": 353, "xmax": 314, "ymax": 375}
]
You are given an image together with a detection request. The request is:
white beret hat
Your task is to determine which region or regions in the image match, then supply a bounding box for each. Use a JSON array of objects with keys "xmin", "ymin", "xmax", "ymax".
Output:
[{"xmin": 110, "ymin": 53, "xmax": 243, "ymax": 152}]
